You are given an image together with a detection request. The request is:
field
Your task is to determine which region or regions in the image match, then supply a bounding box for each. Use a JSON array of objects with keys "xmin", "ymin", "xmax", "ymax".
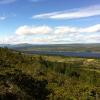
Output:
[{"xmin": 0, "ymin": 47, "xmax": 100, "ymax": 100}]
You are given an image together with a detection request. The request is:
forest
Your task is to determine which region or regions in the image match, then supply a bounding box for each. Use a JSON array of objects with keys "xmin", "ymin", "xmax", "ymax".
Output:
[{"xmin": 0, "ymin": 47, "xmax": 100, "ymax": 100}]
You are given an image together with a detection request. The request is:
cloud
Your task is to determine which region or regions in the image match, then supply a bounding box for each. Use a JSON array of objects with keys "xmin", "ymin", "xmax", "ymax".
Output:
[
  {"xmin": 14, "ymin": 24, "xmax": 100, "ymax": 44},
  {"xmin": 54, "ymin": 24, "xmax": 100, "ymax": 34},
  {"xmin": 2, "ymin": 35, "xmax": 26, "ymax": 44},
  {"xmin": 16, "ymin": 24, "xmax": 100, "ymax": 36},
  {"xmin": 32, "ymin": 5, "xmax": 100, "ymax": 20},
  {"xmin": 29, "ymin": 0, "xmax": 43, "ymax": 2},
  {"xmin": 1, "ymin": 24, "xmax": 100, "ymax": 44},
  {"xmin": 2, "ymin": 32, "xmax": 100, "ymax": 44},
  {"xmin": 15, "ymin": 25, "xmax": 53, "ymax": 35},
  {"xmin": 0, "ymin": 16, "xmax": 6, "ymax": 20},
  {"xmin": 0, "ymin": 0, "xmax": 16, "ymax": 4},
  {"xmin": 79, "ymin": 24, "xmax": 100, "ymax": 33},
  {"xmin": 54, "ymin": 26, "xmax": 78, "ymax": 34},
  {"xmin": 0, "ymin": 14, "xmax": 16, "ymax": 21}
]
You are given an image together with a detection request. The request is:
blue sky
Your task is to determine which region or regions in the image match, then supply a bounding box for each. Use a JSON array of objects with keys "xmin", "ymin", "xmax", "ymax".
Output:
[{"xmin": 0, "ymin": 0, "xmax": 100, "ymax": 44}]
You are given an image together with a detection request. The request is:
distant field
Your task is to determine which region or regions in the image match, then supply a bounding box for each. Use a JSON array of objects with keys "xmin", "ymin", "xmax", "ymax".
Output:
[{"xmin": 12, "ymin": 43, "xmax": 100, "ymax": 53}]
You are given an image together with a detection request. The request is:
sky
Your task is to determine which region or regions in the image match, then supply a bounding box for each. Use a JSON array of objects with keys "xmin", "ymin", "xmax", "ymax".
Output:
[{"xmin": 0, "ymin": 0, "xmax": 100, "ymax": 44}]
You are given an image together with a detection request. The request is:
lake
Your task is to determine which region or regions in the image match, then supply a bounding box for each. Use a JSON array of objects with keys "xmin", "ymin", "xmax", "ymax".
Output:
[{"xmin": 23, "ymin": 51, "xmax": 100, "ymax": 58}]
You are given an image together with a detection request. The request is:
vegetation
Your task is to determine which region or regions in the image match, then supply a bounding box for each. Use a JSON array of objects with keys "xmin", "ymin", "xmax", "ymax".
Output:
[{"xmin": 0, "ymin": 47, "xmax": 100, "ymax": 100}]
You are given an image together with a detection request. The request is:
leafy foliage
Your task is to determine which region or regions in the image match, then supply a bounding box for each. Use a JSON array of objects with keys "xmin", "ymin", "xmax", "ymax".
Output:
[{"xmin": 0, "ymin": 47, "xmax": 100, "ymax": 100}]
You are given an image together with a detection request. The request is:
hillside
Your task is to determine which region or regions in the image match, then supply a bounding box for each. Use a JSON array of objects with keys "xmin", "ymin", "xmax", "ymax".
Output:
[{"xmin": 0, "ymin": 47, "xmax": 100, "ymax": 100}]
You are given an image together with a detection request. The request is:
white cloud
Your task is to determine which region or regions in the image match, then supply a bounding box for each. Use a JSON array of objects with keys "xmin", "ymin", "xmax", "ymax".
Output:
[
  {"xmin": 29, "ymin": 0, "xmax": 43, "ymax": 2},
  {"xmin": 1, "ymin": 33, "xmax": 100, "ymax": 44},
  {"xmin": 1, "ymin": 24, "xmax": 100, "ymax": 44},
  {"xmin": 54, "ymin": 24, "xmax": 100, "ymax": 34},
  {"xmin": 0, "ymin": 13, "xmax": 17, "ymax": 21},
  {"xmin": 16, "ymin": 24, "xmax": 100, "ymax": 36},
  {"xmin": 16, "ymin": 25, "xmax": 53, "ymax": 35},
  {"xmin": 79, "ymin": 24, "xmax": 100, "ymax": 33},
  {"xmin": 32, "ymin": 36, "xmax": 56, "ymax": 44},
  {"xmin": 0, "ymin": 0, "xmax": 16, "ymax": 4},
  {"xmin": 0, "ymin": 16, "xmax": 6, "ymax": 20},
  {"xmin": 54, "ymin": 26, "xmax": 78, "ymax": 34},
  {"xmin": 32, "ymin": 5, "xmax": 100, "ymax": 19}
]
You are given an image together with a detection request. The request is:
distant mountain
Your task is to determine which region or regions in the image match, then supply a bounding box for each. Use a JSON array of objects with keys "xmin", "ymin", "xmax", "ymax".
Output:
[
  {"xmin": 1, "ymin": 43, "xmax": 100, "ymax": 52},
  {"xmin": 0, "ymin": 43, "xmax": 33, "ymax": 48},
  {"xmin": 0, "ymin": 44, "xmax": 12, "ymax": 47}
]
